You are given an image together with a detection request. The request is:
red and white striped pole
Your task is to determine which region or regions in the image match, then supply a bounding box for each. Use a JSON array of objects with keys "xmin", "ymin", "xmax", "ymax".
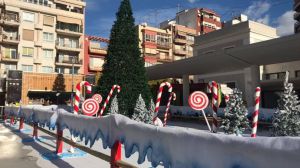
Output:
[
  {"xmin": 56, "ymin": 125, "xmax": 63, "ymax": 154},
  {"xmin": 19, "ymin": 118, "xmax": 24, "ymax": 130},
  {"xmin": 99, "ymin": 85, "xmax": 121, "ymax": 116},
  {"xmin": 163, "ymin": 92, "xmax": 176, "ymax": 126},
  {"xmin": 10, "ymin": 116, "xmax": 14, "ymax": 125},
  {"xmin": 211, "ymin": 81, "xmax": 219, "ymax": 133},
  {"xmin": 251, "ymin": 87, "xmax": 261, "ymax": 138},
  {"xmin": 111, "ymin": 141, "xmax": 122, "ymax": 168},
  {"xmin": 74, "ymin": 81, "xmax": 92, "ymax": 114},
  {"xmin": 153, "ymin": 82, "xmax": 172, "ymax": 123}
]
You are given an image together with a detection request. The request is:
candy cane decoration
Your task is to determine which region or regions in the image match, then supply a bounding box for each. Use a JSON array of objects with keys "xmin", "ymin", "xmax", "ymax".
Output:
[
  {"xmin": 212, "ymin": 81, "xmax": 219, "ymax": 133},
  {"xmin": 207, "ymin": 81, "xmax": 212, "ymax": 93},
  {"xmin": 163, "ymin": 92, "xmax": 176, "ymax": 126},
  {"xmin": 99, "ymin": 85, "xmax": 121, "ymax": 116},
  {"xmin": 251, "ymin": 87, "xmax": 261, "ymax": 138},
  {"xmin": 74, "ymin": 81, "xmax": 92, "ymax": 114},
  {"xmin": 153, "ymin": 82, "xmax": 173, "ymax": 123}
]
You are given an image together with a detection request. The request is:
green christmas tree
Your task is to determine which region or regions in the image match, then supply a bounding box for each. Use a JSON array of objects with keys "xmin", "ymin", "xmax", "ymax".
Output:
[
  {"xmin": 97, "ymin": 0, "xmax": 151, "ymax": 117},
  {"xmin": 272, "ymin": 71, "xmax": 300, "ymax": 136},
  {"xmin": 221, "ymin": 89, "xmax": 249, "ymax": 135},
  {"xmin": 52, "ymin": 73, "xmax": 66, "ymax": 92}
]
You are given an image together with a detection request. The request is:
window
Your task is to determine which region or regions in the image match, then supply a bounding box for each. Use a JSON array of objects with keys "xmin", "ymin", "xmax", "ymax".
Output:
[
  {"xmin": 264, "ymin": 72, "xmax": 286, "ymax": 80},
  {"xmin": 3, "ymin": 48, "xmax": 17, "ymax": 59},
  {"xmin": 43, "ymin": 15, "xmax": 54, "ymax": 26},
  {"xmin": 296, "ymin": 70, "xmax": 300, "ymax": 78},
  {"xmin": 69, "ymin": 39, "xmax": 79, "ymax": 48},
  {"xmin": 69, "ymin": 68, "xmax": 78, "ymax": 74},
  {"xmin": 23, "ymin": 12, "xmax": 35, "ymax": 22},
  {"xmin": 23, "ymin": 29, "xmax": 34, "ymax": 41},
  {"xmin": 5, "ymin": 64, "xmax": 17, "ymax": 70},
  {"xmin": 43, "ymin": 32, "xmax": 54, "ymax": 42},
  {"xmin": 42, "ymin": 66, "xmax": 53, "ymax": 73},
  {"xmin": 22, "ymin": 47, "xmax": 34, "ymax": 57},
  {"xmin": 23, "ymin": 0, "xmax": 49, "ymax": 6},
  {"xmin": 22, "ymin": 65, "xmax": 33, "ymax": 72},
  {"xmin": 145, "ymin": 34, "xmax": 156, "ymax": 42},
  {"xmin": 55, "ymin": 67, "xmax": 65, "ymax": 74},
  {"xmin": 43, "ymin": 49, "xmax": 53, "ymax": 59}
]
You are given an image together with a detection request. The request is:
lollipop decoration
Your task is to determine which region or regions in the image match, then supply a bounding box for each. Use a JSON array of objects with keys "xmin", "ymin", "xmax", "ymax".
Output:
[
  {"xmin": 251, "ymin": 87, "xmax": 261, "ymax": 138},
  {"xmin": 92, "ymin": 94, "xmax": 103, "ymax": 104},
  {"xmin": 82, "ymin": 98, "xmax": 99, "ymax": 116},
  {"xmin": 188, "ymin": 91, "xmax": 211, "ymax": 131}
]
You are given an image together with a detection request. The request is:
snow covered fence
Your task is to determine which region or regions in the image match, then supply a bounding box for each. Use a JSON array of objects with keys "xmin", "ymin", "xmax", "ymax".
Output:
[
  {"xmin": 158, "ymin": 106, "xmax": 275, "ymax": 122},
  {"xmin": 3, "ymin": 105, "xmax": 300, "ymax": 168}
]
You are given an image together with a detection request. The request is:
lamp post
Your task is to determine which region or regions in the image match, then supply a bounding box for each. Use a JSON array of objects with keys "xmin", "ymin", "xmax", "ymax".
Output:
[{"xmin": 71, "ymin": 57, "xmax": 75, "ymax": 112}]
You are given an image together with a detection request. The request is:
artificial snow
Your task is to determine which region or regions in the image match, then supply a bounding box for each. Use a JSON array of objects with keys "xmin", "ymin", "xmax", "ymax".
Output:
[{"xmin": 4, "ymin": 105, "xmax": 300, "ymax": 168}]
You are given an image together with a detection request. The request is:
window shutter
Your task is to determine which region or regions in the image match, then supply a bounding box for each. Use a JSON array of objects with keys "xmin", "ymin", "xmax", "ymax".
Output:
[
  {"xmin": 43, "ymin": 15, "xmax": 54, "ymax": 26},
  {"xmin": 23, "ymin": 29, "xmax": 34, "ymax": 41}
]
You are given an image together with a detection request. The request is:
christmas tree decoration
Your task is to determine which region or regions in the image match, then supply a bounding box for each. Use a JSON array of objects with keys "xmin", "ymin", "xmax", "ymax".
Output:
[
  {"xmin": 221, "ymin": 89, "xmax": 249, "ymax": 135},
  {"xmin": 97, "ymin": 0, "xmax": 151, "ymax": 117},
  {"xmin": 132, "ymin": 94, "xmax": 147, "ymax": 122},
  {"xmin": 52, "ymin": 73, "xmax": 66, "ymax": 92},
  {"xmin": 108, "ymin": 95, "xmax": 119, "ymax": 115},
  {"xmin": 272, "ymin": 71, "xmax": 300, "ymax": 136}
]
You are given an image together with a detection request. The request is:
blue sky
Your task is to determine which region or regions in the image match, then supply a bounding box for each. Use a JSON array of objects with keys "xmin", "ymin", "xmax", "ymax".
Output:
[{"xmin": 85, "ymin": 0, "xmax": 295, "ymax": 38}]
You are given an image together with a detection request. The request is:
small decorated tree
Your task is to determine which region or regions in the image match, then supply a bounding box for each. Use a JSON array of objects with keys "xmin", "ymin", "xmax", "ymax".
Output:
[
  {"xmin": 221, "ymin": 89, "xmax": 249, "ymax": 135},
  {"xmin": 272, "ymin": 72, "xmax": 300, "ymax": 136},
  {"xmin": 132, "ymin": 94, "xmax": 147, "ymax": 122},
  {"xmin": 108, "ymin": 95, "xmax": 119, "ymax": 114},
  {"xmin": 144, "ymin": 99, "xmax": 155, "ymax": 124}
]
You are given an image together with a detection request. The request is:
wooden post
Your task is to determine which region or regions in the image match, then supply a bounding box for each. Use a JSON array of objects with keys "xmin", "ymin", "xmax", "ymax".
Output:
[
  {"xmin": 110, "ymin": 141, "xmax": 122, "ymax": 168},
  {"xmin": 19, "ymin": 118, "xmax": 24, "ymax": 130},
  {"xmin": 56, "ymin": 125, "xmax": 63, "ymax": 154},
  {"xmin": 33, "ymin": 123, "xmax": 38, "ymax": 138}
]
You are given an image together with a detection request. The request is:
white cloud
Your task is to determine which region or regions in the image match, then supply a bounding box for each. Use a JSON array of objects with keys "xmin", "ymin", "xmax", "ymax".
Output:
[
  {"xmin": 187, "ymin": 0, "xmax": 196, "ymax": 3},
  {"xmin": 275, "ymin": 10, "xmax": 296, "ymax": 36},
  {"xmin": 243, "ymin": 1, "xmax": 271, "ymax": 25}
]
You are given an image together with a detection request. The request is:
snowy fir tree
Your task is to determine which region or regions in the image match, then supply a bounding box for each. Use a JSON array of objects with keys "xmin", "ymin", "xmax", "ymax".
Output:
[
  {"xmin": 108, "ymin": 95, "xmax": 119, "ymax": 114},
  {"xmin": 144, "ymin": 99, "xmax": 155, "ymax": 124},
  {"xmin": 221, "ymin": 89, "xmax": 249, "ymax": 135},
  {"xmin": 272, "ymin": 72, "xmax": 300, "ymax": 136},
  {"xmin": 132, "ymin": 94, "xmax": 147, "ymax": 122},
  {"xmin": 97, "ymin": 0, "xmax": 151, "ymax": 117}
]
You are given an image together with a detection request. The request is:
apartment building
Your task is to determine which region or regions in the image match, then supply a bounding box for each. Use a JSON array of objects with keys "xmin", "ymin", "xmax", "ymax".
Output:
[
  {"xmin": 295, "ymin": 0, "xmax": 300, "ymax": 33},
  {"xmin": 175, "ymin": 8, "xmax": 221, "ymax": 35},
  {"xmin": 160, "ymin": 22, "xmax": 196, "ymax": 61},
  {"xmin": 0, "ymin": 0, "xmax": 85, "ymax": 75},
  {"xmin": 137, "ymin": 24, "xmax": 172, "ymax": 67},
  {"xmin": 83, "ymin": 35, "xmax": 108, "ymax": 75}
]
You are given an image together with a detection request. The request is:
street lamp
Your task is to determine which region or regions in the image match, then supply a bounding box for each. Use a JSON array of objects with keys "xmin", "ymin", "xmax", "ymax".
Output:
[{"xmin": 71, "ymin": 57, "xmax": 75, "ymax": 112}]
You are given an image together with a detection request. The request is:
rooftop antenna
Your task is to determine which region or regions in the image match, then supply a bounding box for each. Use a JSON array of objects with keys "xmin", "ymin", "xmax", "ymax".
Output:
[{"xmin": 177, "ymin": 4, "xmax": 180, "ymax": 13}]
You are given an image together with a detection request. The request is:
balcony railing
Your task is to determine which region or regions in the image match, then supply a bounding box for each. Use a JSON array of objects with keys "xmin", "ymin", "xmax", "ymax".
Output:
[
  {"xmin": 157, "ymin": 42, "xmax": 171, "ymax": 49},
  {"xmin": 157, "ymin": 57, "xmax": 173, "ymax": 63},
  {"xmin": 1, "ymin": 53, "xmax": 19, "ymax": 62},
  {"xmin": 56, "ymin": 40, "xmax": 82, "ymax": 52},
  {"xmin": 174, "ymin": 49, "xmax": 187, "ymax": 56},
  {"xmin": 174, "ymin": 38, "xmax": 187, "ymax": 44},
  {"xmin": 0, "ymin": 13, "xmax": 20, "ymax": 26},
  {"xmin": 1, "ymin": 34, "xmax": 19, "ymax": 44},
  {"xmin": 56, "ymin": 56, "xmax": 81, "ymax": 64},
  {"xmin": 89, "ymin": 46, "xmax": 107, "ymax": 55}
]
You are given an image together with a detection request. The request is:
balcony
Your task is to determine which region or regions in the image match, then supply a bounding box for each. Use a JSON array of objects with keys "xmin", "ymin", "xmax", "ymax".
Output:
[
  {"xmin": 157, "ymin": 57, "xmax": 173, "ymax": 63},
  {"xmin": 33, "ymin": 58, "xmax": 42, "ymax": 64},
  {"xmin": 89, "ymin": 65, "xmax": 103, "ymax": 71},
  {"xmin": 174, "ymin": 49, "xmax": 187, "ymax": 56},
  {"xmin": 1, "ymin": 53, "xmax": 19, "ymax": 62},
  {"xmin": 56, "ymin": 23, "xmax": 83, "ymax": 37},
  {"xmin": 56, "ymin": 41, "xmax": 82, "ymax": 52},
  {"xmin": 56, "ymin": 28, "xmax": 83, "ymax": 37},
  {"xmin": 55, "ymin": 56, "xmax": 82, "ymax": 67},
  {"xmin": 174, "ymin": 38, "xmax": 187, "ymax": 44},
  {"xmin": 0, "ymin": 13, "xmax": 20, "ymax": 27},
  {"xmin": 89, "ymin": 46, "xmax": 107, "ymax": 55},
  {"xmin": 157, "ymin": 43, "xmax": 171, "ymax": 49},
  {"xmin": 1, "ymin": 34, "xmax": 19, "ymax": 45}
]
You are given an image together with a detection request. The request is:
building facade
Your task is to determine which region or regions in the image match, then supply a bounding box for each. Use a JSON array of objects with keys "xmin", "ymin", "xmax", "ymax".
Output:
[
  {"xmin": 160, "ymin": 23, "xmax": 196, "ymax": 61},
  {"xmin": 83, "ymin": 35, "xmax": 108, "ymax": 75},
  {"xmin": 0, "ymin": 0, "xmax": 85, "ymax": 75},
  {"xmin": 193, "ymin": 15, "xmax": 281, "ymax": 106},
  {"xmin": 295, "ymin": 0, "xmax": 300, "ymax": 33},
  {"xmin": 175, "ymin": 8, "xmax": 221, "ymax": 35},
  {"xmin": 137, "ymin": 24, "xmax": 172, "ymax": 67}
]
